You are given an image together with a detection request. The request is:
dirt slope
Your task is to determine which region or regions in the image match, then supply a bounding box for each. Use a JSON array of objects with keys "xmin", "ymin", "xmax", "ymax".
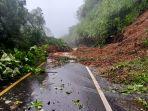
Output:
[{"xmin": 72, "ymin": 10, "xmax": 148, "ymax": 71}]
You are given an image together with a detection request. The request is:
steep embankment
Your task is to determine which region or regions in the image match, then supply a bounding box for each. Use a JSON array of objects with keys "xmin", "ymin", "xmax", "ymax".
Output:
[{"xmin": 73, "ymin": 10, "xmax": 148, "ymax": 70}]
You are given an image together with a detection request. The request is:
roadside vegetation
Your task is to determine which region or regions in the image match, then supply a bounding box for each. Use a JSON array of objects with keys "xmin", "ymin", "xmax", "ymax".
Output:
[
  {"xmin": 0, "ymin": 0, "xmax": 70, "ymax": 90},
  {"xmin": 104, "ymin": 57, "xmax": 148, "ymax": 94},
  {"xmin": 48, "ymin": 38, "xmax": 72, "ymax": 52},
  {"xmin": 0, "ymin": 45, "xmax": 48, "ymax": 89},
  {"xmin": 103, "ymin": 57, "xmax": 148, "ymax": 110}
]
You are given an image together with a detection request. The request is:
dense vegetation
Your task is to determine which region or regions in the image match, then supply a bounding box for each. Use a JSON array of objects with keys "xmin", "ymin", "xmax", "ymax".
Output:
[
  {"xmin": 0, "ymin": 45, "xmax": 48, "ymax": 88},
  {"xmin": 64, "ymin": 0, "xmax": 148, "ymax": 47},
  {"xmin": 104, "ymin": 56, "xmax": 148, "ymax": 110},
  {"xmin": 0, "ymin": 0, "xmax": 70, "ymax": 88},
  {"xmin": 0, "ymin": 0, "xmax": 48, "ymax": 50}
]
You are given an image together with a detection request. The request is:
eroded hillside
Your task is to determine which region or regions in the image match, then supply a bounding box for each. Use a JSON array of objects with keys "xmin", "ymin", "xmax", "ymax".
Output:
[{"xmin": 73, "ymin": 10, "xmax": 148, "ymax": 70}]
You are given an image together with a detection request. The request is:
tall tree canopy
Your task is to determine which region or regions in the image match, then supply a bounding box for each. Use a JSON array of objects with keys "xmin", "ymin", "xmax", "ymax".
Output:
[{"xmin": 0, "ymin": 0, "xmax": 48, "ymax": 50}]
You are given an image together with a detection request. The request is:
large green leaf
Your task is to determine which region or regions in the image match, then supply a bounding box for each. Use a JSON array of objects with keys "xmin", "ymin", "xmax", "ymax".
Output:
[
  {"xmin": 0, "ymin": 52, "xmax": 11, "ymax": 62},
  {"xmin": 3, "ymin": 67, "xmax": 13, "ymax": 75}
]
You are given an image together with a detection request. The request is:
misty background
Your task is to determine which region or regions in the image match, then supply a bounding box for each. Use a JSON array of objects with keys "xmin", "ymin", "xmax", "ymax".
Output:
[{"xmin": 26, "ymin": 0, "xmax": 84, "ymax": 38}]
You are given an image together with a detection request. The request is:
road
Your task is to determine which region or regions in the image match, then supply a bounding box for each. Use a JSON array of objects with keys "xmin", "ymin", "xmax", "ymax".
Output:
[{"xmin": 0, "ymin": 60, "xmax": 112, "ymax": 111}]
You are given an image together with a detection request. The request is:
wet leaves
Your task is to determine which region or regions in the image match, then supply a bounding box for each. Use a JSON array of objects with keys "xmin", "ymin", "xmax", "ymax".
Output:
[
  {"xmin": 136, "ymin": 97, "xmax": 148, "ymax": 110},
  {"xmin": 4, "ymin": 100, "xmax": 23, "ymax": 110},
  {"xmin": 14, "ymin": 100, "xmax": 23, "ymax": 105},
  {"xmin": 72, "ymin": 99, "xmax": 83, "ymax": 110},
  {"xmin": 30, "ymin": 100, "xmax": 43, "ymax": 110},
  {"xmin": 121, "ymin": 84, "xmax": 148, "ymax": 94}
]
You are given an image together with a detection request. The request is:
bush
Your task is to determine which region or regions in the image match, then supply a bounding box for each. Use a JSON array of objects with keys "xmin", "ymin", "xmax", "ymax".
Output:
[
  {"xmin": 0, "ymin": 45, "xmax": 48, "ymax": 85},
  {"xmin": 48, "ymin": 37, "xmax": 72, "ymax": 52},
  {"xmin": 142, "ymin": 38, "xmax": 148, "ymax": 47}
]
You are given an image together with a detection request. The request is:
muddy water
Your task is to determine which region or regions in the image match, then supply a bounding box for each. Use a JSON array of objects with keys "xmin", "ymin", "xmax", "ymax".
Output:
[{"xmin": 0, "ymin": 60, "xmax": 106, "ymax": 111}]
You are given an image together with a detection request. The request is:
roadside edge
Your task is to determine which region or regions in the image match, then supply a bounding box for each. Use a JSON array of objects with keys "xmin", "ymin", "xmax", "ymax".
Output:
[{"xmin": 86, "ymin": 66, "xmax": 112, "ymax": 111}]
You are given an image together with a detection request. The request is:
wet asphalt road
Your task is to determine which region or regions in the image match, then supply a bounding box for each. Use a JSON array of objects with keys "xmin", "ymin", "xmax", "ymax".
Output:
[{"xmin": 0, "ymin": 61, "xmax": 107, "ymax": 111}]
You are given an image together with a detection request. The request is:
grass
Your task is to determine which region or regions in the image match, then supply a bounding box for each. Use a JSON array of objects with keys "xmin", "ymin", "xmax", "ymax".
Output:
[
  {"xmin": 103, "ymin": 57, "xmax": 148, "ymax": 109},
  {"xmin": 104, "ymin": 57, "xmax": 148, "ymax": 94},
  {"xmin": 142, "ymin": 38, "xmax": 148, "ymax": 48},
  {"xmin": 29, "ymin": 100, "xmax": 43, "ymax": 110},
  {"xmin": 121, "ymin": 84, "xmax": 148, "ymax": 94},
  {"xmin": 136, "ymin": 97, "xmax": 148, "ymax": 110}
]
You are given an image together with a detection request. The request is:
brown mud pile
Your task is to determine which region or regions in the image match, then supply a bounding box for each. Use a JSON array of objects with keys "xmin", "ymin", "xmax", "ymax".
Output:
[{"xmin": 72, "ymin": 10, "xmax": 148, "ymax": 72}]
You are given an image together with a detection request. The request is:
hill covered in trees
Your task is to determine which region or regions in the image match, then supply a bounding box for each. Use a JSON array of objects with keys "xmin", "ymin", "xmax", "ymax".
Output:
[{"xmin": 64, "ymin": 0, "xmax": 148, "ymax": 47}]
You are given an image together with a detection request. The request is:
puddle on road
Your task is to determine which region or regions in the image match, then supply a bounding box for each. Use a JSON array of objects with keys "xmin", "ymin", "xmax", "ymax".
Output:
[{"xmin": 0, "ymin": 59, "xmax": 105, "ymax": 111}]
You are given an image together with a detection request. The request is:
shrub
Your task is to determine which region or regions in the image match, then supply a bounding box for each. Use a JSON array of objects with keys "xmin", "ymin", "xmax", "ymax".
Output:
[
  {"xmin": 0, "ymin": 45, "xmax": 48, "ymax": 85},
  {"xmin": 142, "ymin": 38, "xmax": 148, "ymax": 47}
]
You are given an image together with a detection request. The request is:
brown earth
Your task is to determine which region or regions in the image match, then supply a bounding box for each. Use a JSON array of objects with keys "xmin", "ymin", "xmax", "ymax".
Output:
[
  {"xmin": 72, "ymin": 10, "xmax": 148, "ymax": 73},
  {"xmin": 47, "ymin": 45, "xmax": 72, "ymax": 53}
]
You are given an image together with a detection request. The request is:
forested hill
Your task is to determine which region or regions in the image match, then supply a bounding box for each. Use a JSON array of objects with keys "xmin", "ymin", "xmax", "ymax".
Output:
[{"xmin": 64, "ymin": 0, "xmax": 148, "ymax": 47}]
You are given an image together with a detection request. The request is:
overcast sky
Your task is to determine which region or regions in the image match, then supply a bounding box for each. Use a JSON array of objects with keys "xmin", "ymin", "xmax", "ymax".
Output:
[{"xmin": 26, "ymin": 0, "xmax": 83, "ymax": 38}]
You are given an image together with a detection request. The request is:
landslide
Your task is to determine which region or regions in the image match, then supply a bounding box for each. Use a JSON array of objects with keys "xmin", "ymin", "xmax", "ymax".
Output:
[{"xmin": 73, "ymin": 10, "xmax": 148, "ymax": 71}]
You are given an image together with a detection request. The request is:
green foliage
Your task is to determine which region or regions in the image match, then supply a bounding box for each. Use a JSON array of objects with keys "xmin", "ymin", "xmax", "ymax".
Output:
[
  {"xmin": 48, "ymin": 37, "xmax": 72, "ymax": 51},
  {"xmin": 72, "ymin": 99, "xmax": 83, "ymax": 110},
  {"xmin": 142, "ymin": 38, "xmax": 148, "ymax": 47},
  {"xmin": 0, "ymin": 0, "xmax": 71, "ymax": 88},
  {"xmin": 122, "ymin": 84, "xmax": 148, "ymax": 94},
  {"xmin": 0, "ymin": 0, "xmax": 48, "ymax": 50},
  {"xmin": 137, "ymin": 98, "xmax": 148, "ymax": 110},
  {"xmin": 112, "ymin": 57, "xmax": 148, "ymax": 85},
  {"xmin": 0, "ymin": 45, "xmax": 48, "ymax": 85},
  {"xmin": 67, "ymin": 0, "xmax": 148, "ymax": 46},
  {"xmin": 0, "ymin": 52, "xmax": 20, "ymax": 80},
  {"xmin": 106, "ymin": 57, "xmax": 148, "ymax": 94},
  {"xmin": 30, "ymin": 100, "xmax": 43, "ymax": 110}
]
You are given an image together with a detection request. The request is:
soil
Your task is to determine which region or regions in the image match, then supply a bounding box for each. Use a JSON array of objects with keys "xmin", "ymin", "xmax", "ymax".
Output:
[{"xmin": 72, "ymin": 10, "xmax": 148, "ymax": 73}]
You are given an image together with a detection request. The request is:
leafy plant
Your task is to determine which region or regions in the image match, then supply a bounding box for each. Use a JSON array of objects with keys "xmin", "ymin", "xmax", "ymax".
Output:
[
  {"xmin": 0, "ymin": 0, "xmax": 48, "ymax": 50},
  {"xmin": 122, "ymin": 84, "xmax": 148, "ymax": 94},
  {"xmin": 142, "ymin": 38, "xmax": 148, "ymax": 47},
  {"xmin": 105, "ymin": 57, "xmax": 148, "ymax": 94},
  {"xmin": 72, "ymin": 99, "xmax": 83, "ymax": 110},
  {"xmin": 0, "ymin": 45, "xmax": 48, "ymax": 86},
  {"xmin": 0, "ymin": 52, "xmax": 21, "ymax": 80},
  {"xmin": 30, "ymin": 100, "xmax": 43, "ymax": 110},
  {"xmin": 48, "ymin": 37, "xmax": 72, "ymax": 52},
  {"xmin": 137, "ymin": 97, "xmax": 148, "ymax": 110}
]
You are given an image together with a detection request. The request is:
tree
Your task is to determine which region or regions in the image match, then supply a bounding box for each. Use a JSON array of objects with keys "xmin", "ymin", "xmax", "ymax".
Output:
[
  {"xmin": 0, "ymin": 0, "xmax": 28, "ymax": 49},
  {"xmin": 0, "ymin": 0, "xmax": 48, "ymax": 50}
]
